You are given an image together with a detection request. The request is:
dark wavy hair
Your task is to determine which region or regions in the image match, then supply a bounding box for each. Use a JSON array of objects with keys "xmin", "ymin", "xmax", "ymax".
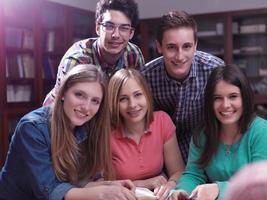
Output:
[
  {"xmin": 193, "ymin": 64, "xmax": 255, "ymax": 167},
  {"xmin": 95, "ymin": 0, "xmax": 139, "ymax": 28}
]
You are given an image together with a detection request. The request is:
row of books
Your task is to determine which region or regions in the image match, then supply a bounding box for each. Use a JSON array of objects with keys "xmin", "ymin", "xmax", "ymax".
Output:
[
  {"xmin": 197, "ymin": 23, "xmax": 266, "ymax": 37},
  {"xmin": 7, "ymin": 84, "xmax": 32, "ymax": 102},
  {"xmin": 43, "ymin": 57, "xmax": 58, "ymax": 80},
  {"xmin": 5, "ymin": 27, "xmax": 34, "ymax": 49},
  {"xmin": 6, "ymin": 54, "xmax": 35, "ymax": 78}
]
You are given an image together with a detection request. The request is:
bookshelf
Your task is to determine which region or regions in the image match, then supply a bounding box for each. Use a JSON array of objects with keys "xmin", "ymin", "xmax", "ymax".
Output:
[
  {"xmin": 0, "ymin": 0, "xmax": 95, "ymax": 167},
  {"xmin": 138, "ymin": 8, "xmax": 267, "ymax": 118}
]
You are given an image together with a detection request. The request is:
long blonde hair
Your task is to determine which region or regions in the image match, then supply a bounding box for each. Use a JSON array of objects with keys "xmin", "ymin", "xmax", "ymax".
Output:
[{"xmin": 51, "ymin": 64, "xmax": 113, "ymax": 184}]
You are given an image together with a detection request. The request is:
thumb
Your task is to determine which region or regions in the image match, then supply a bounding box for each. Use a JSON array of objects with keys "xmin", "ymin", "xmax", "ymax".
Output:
[{"xmin": 189, "ymin": 187, "xmax": 198, "ymax": 199}]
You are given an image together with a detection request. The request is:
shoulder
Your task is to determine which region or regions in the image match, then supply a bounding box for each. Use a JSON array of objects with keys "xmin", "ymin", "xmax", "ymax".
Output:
[
  {"xmin": 194, "ymin": 51, "xmax": 225, "ymax": 69},
  {"xmin": 64, "ymin": 38, "xmax": 96, "ymax": 57},
  {"xmin": 249, "ymin": 116, "xmax": 267, "ymax": 130},
  {"xmin": 126, "ymin": 42, "xmax": 142, "ymax": 52},
  {"xmin": 141, "ymin": 56, "xmax": 164, "ymax": 74},
  {"xmin": 17, "ymin": 107, "xmax": 51, "ymax": 136},
  {"xmin": 153, "ymin": 111, "xmax": 172, "ymax": 121}
]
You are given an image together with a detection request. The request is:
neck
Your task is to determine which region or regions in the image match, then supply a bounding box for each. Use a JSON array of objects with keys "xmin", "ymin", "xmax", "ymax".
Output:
[
  {"xmin": 220, "ymin": 124, "xmax": 241, "ymax": 144},
  {"xmin": 124, "ymin": 121, "xmax": 145, "ymax": 136},
  {"xmin": 99, "ymin": 47, "xmax": 121, "ymax": 66}
]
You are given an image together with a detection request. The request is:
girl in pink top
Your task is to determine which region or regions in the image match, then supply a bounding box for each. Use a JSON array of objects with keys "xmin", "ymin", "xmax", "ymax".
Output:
[{"xmin": 108, "ymin": 69, "xmax": 184, "ymax": 200}]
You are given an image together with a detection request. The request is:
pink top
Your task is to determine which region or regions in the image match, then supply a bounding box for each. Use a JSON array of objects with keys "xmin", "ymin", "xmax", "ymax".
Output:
[{"xmin": 111, "ymin": 111, "xmax": 176, "ymax": 180}]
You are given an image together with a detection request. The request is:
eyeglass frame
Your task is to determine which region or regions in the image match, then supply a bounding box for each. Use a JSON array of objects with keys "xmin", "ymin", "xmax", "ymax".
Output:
[{"xmin": 99, "ymin": 21, "xmax": 134, "ymax": 36}]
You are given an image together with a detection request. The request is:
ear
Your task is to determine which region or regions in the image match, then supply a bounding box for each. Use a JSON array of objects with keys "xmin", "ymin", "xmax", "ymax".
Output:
[
  {"xmin": 129, "ymin": 29, "xmax": 135, "ymax": 40},
  {"xmin": 95, "ymin": 22, "xmax": 101, "ymax": 36},
  {"xmin": 194, "ymin": 39, "xmax": 198, "ymax": 51},
  {"xmin": 156, "ymin": 40, "xmax": 162, "ymax": 54}
]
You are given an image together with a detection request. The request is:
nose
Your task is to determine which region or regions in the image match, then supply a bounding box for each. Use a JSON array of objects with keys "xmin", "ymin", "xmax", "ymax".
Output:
[
  {"xmin": 82, "ymin": 100, "xmax": 92, "ymax": 112},
  {"xmin": 174, "ymin": 49, "xmax": 184, "ymax": 61},
  {"xmin": 222, "ymin": 98, "xmax": 230, "ymax": 108},
  {"xmin": 111, "ymin": 26, "xmax": 120, "ymax": 38},
  {"xmin": 128, "ymin": 97, "xmax": 137, "ymax": 108}
]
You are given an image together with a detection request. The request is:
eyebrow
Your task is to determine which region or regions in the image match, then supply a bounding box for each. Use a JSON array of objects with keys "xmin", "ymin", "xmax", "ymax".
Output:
[{"xmin": 102, "ymin": 21, "xmax": 131, "ymax": 26}]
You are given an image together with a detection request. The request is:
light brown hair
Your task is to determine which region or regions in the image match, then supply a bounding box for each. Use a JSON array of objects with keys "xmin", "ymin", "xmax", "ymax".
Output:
[
  {"xmin": 108, "ymin": 69, "xmax": 154, "ymax": 129},
  {"xmin": 51, "ymin": 64, "xmax": 114, "ymax": 184}
]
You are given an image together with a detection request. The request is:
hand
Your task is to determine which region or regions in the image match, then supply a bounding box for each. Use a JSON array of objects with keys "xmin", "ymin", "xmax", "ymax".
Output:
[
  {"xmin": 145, "ymin": 175, "xmax": 168, "ymax": 190},
  {"xmin": 154, "ymin": 180, "xmax": 176, "ymax": 200},
  {"xmin": 96, "ymin": 185, "xmax": 136, "ymax": 200},
  {"xmin": 109, "ymin": 179, "xmax": 136, "ymax": 192},
  {"xmin": 189, "ymin": 183, "xmax": 219, "ymax": 200},
  {"xmin": 169, "ymin": 189, "xmax": 190, "ymax": 200}
]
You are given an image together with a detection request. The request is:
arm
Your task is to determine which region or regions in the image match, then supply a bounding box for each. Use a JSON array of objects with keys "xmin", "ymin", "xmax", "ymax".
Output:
[
  {"xmin": 65, "ymin": 184, "xmax": 136, "ymax": 200},
  {"xmin": 175, "ymin": 139, "xmax": 208, "ymax": 194},
  {"xmin": 215, "ymin": 117, "xmax": 267, "ymax": 200},
  {"xmin": 15, "ymin": 120, "xmax": 74, "ymax": 200},
  {"xmin": 154, "ymin": 134, "xmax": 185, "ymax": 199}
]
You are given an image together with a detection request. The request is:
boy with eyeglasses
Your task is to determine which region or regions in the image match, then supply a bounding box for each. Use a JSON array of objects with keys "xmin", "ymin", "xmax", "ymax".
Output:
[{"xmin": 44, "ymin": 0, "xmax": 144, "ymax": 105}]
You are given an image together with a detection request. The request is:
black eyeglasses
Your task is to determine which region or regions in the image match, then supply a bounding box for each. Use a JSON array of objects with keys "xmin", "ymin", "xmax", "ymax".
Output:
[{"xmin": 99, "ymin": 22, "xmax": 133, "ymax": 36}]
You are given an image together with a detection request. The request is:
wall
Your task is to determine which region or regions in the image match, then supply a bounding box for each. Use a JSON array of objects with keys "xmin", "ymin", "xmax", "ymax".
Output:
[{"xmin": 49, "ymin": 0, "xmax": 267, "ymax": 18}]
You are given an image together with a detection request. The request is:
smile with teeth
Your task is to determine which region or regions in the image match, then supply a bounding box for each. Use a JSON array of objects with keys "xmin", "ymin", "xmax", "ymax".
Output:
[
  {"xmin": 220, "ymin": 111, "xmax": 235, "ymax": 117},
  {"xmin": 127, "ymin": 109, "xmax": 141, "ymax": 117},
  {"xmin": 74, "ymin": 109, "xmax": 89, "ymax": 118}
]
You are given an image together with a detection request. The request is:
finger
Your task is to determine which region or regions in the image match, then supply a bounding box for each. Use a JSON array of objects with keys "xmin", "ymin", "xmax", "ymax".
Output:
[
  {"xmin": 155, "ymin": 186, "xmax": 165, "ymax": 197},
  {"xmin": 189, "ymin": 188, "xmax": 198, "ymax": 199},
  {"xmin": 123, "ymin": 180, "xmax": 136, "ymax": 191}
]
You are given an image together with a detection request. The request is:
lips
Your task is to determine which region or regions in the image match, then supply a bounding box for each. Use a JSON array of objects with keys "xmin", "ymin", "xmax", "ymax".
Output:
[
  {"xmin": 74, "ymin": 109, "xmax": 89, "ymax": 118},
  {"xmin": 127, "ymin": 109, "xmax": 141, "ymax": 118},
  {"xmin": 220, "ymin": 111, "xmax": 235, "ymax": 117}
]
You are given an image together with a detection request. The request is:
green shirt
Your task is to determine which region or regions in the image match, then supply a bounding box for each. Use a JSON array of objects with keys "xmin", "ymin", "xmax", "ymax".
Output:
[{"xmin": 176, "ymin": 116, "xmax": 267, "ymax": 200}]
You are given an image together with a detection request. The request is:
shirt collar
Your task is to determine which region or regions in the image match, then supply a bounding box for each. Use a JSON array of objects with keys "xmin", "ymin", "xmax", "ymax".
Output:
[
  {"xmin": 162, "ymin": 55, "xmax": 197, "ymax": 84},
  {"xmin": 114, "ymin": 126, "xmax": 152, "ymax": 139}
]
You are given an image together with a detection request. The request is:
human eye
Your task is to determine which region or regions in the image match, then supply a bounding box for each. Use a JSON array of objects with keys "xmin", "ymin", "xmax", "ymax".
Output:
[
  {"xmin": 74, "ymin": 91, "xmax": 84, "ymax": 99},
  {"xmin": 103, "ymin": 22, "xmax": 114, "ymax": 31},
  {"xmin": 213, "ymin": 95, "xmax": 221, "ymax": 101},
  {"xmin": 134, "ymin": 92, "xmax": 143, "ymax": 98},
  {"xmin": 119, "ymin": 25, "xmax": 131, "ymax": 32},
  {"xmin": 167, "ymin": 44, "xmax": 176, "ymax": 50},
  {"xmin": 92, "ymin": 98, "xmax": 101, "ymax": 105},
  {"xmin": 229, "ymin": 93, "xmax": 239, "ymax": 99},
  {"xmin": 119, "ymin": 96, "xmax": 128, "ymax": 102},
  {"xmin": 183, "ymin": 43, "xmax": 193, "ymax": 50}
]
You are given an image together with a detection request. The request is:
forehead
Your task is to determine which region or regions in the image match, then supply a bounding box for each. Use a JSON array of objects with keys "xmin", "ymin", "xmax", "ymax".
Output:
[
  {"xmin": 102, "ymin": 9, "xmax": 131, "ymax": 25},
  {"xmin": 162, "ymin": 27, "xmax": 195, "ymax": 45},
  {"xmin": 67, "ymin": 81, "xmax": 103, "ymax": 98},
  {"xmin": 214, "ymin": 80, "xmax": 240, "ymax": 94},
  {"xmin": 120, "ymin": 78, "xmax": 142, "ymax": 93}
]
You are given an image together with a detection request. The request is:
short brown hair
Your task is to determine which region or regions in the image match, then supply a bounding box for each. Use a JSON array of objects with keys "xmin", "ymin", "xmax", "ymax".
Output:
[{"xmin": 156, "ymin": 10, "xmax": 197, "ymax": 44}]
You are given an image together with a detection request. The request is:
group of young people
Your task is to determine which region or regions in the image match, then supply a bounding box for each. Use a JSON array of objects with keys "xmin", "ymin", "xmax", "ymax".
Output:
[{"xmin": 1, "ymin": 0, "xmax": 267, "ymax": 200}]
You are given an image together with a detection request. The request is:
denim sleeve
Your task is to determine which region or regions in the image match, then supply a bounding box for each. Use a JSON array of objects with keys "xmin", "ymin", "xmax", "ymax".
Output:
[
  {"xmin": 50, "ymin": 183, "xmax": 74, "ymax": 200},
  {"xmin": 15, "ymin": 119, "xmax": 73, "ymax": 199}
]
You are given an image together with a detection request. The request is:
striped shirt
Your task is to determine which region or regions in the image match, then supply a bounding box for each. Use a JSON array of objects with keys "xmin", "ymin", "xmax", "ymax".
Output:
[
  {"xmin": 141, "ymin": 51, "xmax": 224, "ymax": 163},
  {"xmin": 43, "ymin": 38, "xmax": 144, "ymax": 105}
]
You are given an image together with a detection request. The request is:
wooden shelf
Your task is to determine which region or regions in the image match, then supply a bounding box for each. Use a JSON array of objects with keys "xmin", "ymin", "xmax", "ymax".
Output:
[{"xmin": 0, "ymin": 0, "xmax": 95, "ymax": 167}]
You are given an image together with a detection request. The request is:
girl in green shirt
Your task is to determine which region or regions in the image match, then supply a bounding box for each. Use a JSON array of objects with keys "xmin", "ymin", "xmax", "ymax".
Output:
[{"xmin": 170, "ymin": 64, "xmax": 267, "ymax": 200}]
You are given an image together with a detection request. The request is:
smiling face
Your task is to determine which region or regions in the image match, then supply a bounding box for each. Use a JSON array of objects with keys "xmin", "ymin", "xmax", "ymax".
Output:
[
  {"xmin": 96, "ymin": 10, "xmax": 134, "ymax": 57},
  {"xmin": 213, "ymin": 80, "xmax": 243, "ymax": 129},
  {"xmin": 118, "ymin": 78, "xmax": 148, "ymax": 127},
  {"xmin": 62, "ymin": 81, "xmax": 103, "ymax": 129},
  {"xmin": 157, "ymin": 27, "xmax": 197, "ymax": 81}
]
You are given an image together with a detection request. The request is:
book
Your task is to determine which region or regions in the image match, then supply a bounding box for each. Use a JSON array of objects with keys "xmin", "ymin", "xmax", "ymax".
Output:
[{"xmin": 135, "ymin": 187, "xmax": 157, "ymax": 200}]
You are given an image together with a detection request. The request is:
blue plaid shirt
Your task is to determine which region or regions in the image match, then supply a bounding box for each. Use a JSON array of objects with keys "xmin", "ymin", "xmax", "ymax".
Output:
[
  {"xmin": 44, "ymin": 38, "xmax": 144, "ymax": 105},
  {"xmin": 141, "ymin": 51, "xmax": 224, "ymax": 163}
]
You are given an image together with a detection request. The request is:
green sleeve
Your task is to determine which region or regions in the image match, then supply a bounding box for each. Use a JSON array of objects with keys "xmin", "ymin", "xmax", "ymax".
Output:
[
  {"xmin": 216, "ymin": 181, "xmax": 227, "ymax": 200},
  {"xmin": 175, "ymin": 139, "xmax": 208, "ymax": 194},
  {"xmin": 250, "ymin": 117, "xmax": 267, "ymax": 161}
]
